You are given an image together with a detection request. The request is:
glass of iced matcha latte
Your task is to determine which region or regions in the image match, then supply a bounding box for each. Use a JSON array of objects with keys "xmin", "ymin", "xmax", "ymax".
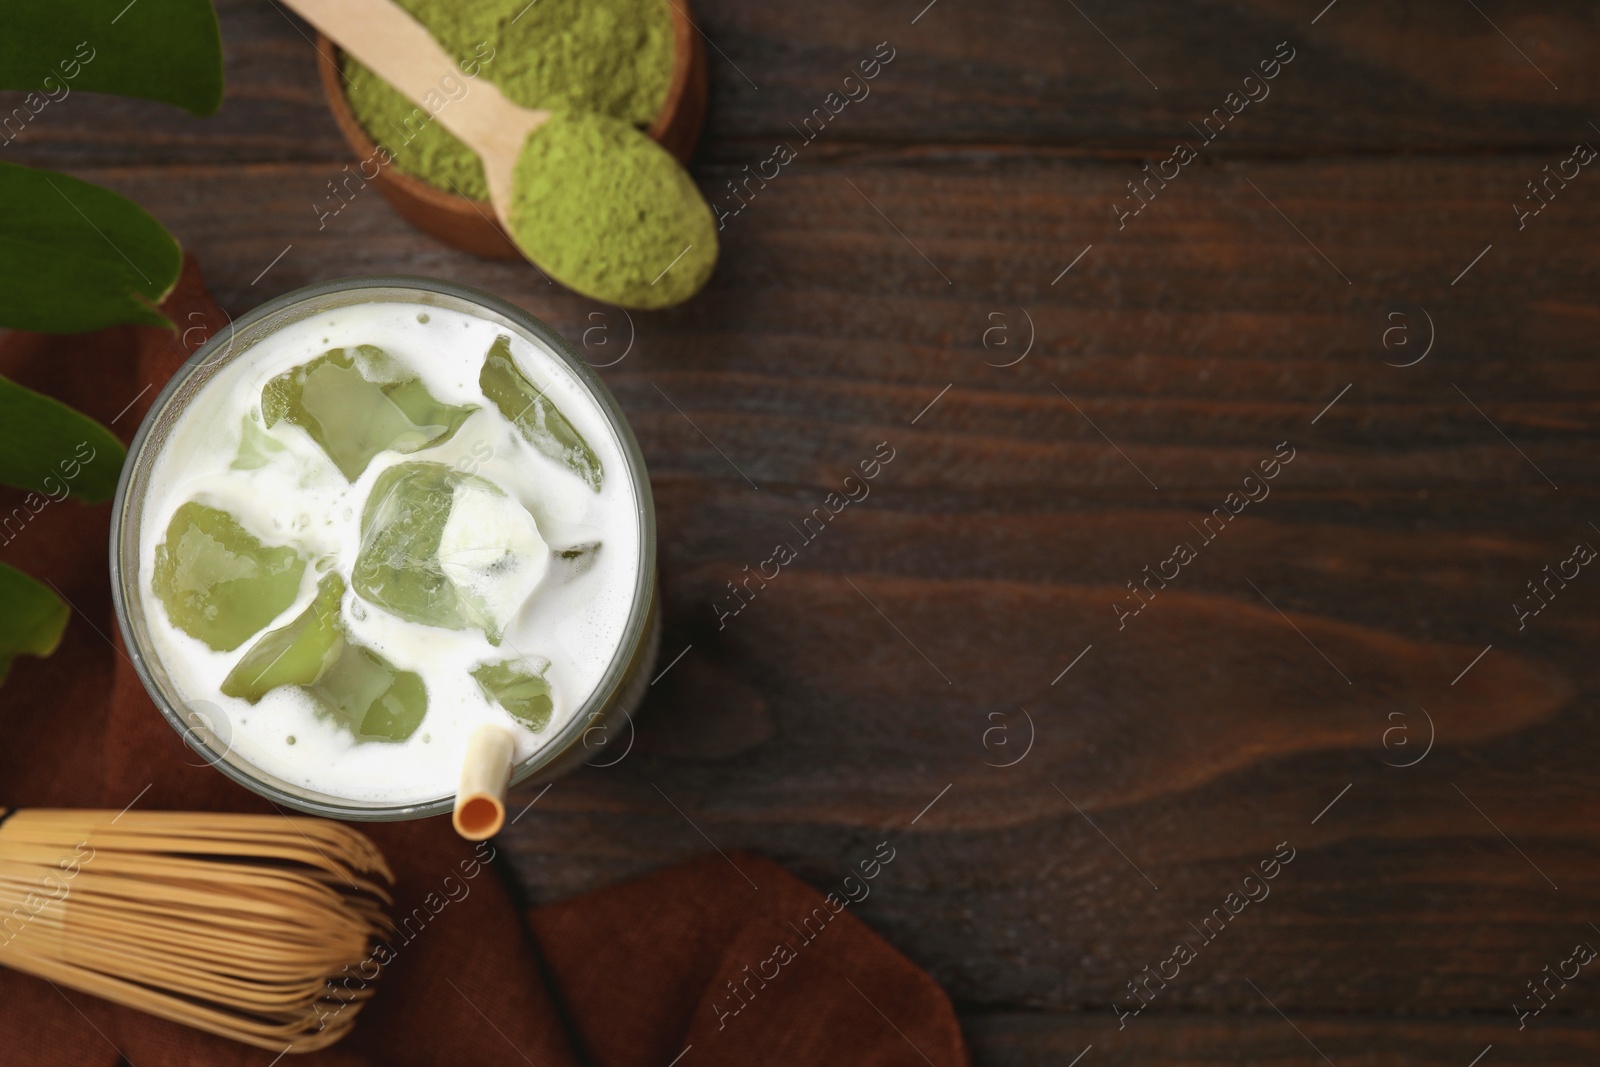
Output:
[{"xmin": 110, "ymin": 278, "xmax": 658, "ymax": 819}]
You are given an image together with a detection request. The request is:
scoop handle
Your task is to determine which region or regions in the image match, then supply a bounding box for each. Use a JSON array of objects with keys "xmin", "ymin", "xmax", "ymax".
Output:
[{"xmin": 278, "ymin": 0, "xmax": 543, "ymax": 212}]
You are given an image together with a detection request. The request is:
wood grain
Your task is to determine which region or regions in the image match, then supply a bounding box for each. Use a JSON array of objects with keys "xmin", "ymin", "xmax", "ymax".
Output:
[
  {"xmin": 12, "ymin": 1, "xmax": 1600, "ymax": 1060},
  {"xmin": 55, "ymin": 151, "xmax": 1600, "ymax": 1025},
  {"xmin": 3, "ymin": 0, "xmax": 1599, "ymax": 171}
]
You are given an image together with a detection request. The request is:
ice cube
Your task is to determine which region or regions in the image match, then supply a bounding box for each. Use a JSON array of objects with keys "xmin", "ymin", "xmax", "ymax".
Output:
[
  {"xmin": 479, "ymin": 335, "xmax": 602, "ymax": 491},
  {"xmin": 230, "ymin": 414, "xmax": 286, "ymax": 470},
  {"xmin": 352, "ymin": 462, "xmax": 459, "ymax": 628},
  {"xmin": 221, "ymin": 572, "xmax": 344, "ymax": 701},
  {"xmin": 152, "ymin": 501, "xmax": 306, "ymax": 651},
  {"xmin": 353, "ymin": 461, "xmax": 548, "ymax": 643},
  {"xmin": 438, "ymin": 475, "xmax": 549, "ymax": 639},
  {"xmin": 308, "ymin": 642, "xmax": 427, "ymax": 743},
  {"xmin": 219, "ymin": 571, "xmax": 427, "ymax": 742},
  {"xmin": 551, "ymin": 540, "xmax": 602, "ymax": 581},
  {"xmin": 262, "ymin": 344, "xmax": 476, "ymax": 481},
  {"xmin": 471, "ymin": 659, "xmax": 553, "ymax": 732}
]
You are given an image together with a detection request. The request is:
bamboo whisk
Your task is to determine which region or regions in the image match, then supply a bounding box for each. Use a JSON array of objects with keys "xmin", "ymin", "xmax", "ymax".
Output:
[{"xmin": 0, "ymin": 808, "xmax": 395, "ymax": 1053}]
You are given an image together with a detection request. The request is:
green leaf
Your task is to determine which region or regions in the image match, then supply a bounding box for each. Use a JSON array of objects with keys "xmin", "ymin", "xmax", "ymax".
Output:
[
  {"xmin": 0, "ymin": 1, "xmax": 223, "ymax": 117},
  {"xmin": 0, "ymin": 562, "xmax": 70, "ymax": 685},
  {"xmin": 0, "ymin": 162, "xmax": 182, "ymax": 332},
  {"xmin": 0, "ymin": 375, "xmax": 126, "ymax": 502}
]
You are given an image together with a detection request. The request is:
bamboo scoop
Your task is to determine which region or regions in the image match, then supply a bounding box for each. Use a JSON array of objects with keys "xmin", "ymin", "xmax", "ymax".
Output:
[
  {"xmin": 282, "ymin": 0, "xmax": 717, "ymax": 308},
  {"xmin": 0, "ymin": 808, "xmax": 394, "ymax": 1052}
]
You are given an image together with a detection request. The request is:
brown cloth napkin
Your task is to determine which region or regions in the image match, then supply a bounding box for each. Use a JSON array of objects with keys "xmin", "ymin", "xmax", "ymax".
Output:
[{"xmin": 0, "ymin": 260, "xmax": 969, "ymax": 1067}]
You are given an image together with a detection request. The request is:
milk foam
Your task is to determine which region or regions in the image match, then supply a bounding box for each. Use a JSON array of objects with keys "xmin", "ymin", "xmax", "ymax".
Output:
[{"xmin": 137, "ymin": 301, "xmax": 641, "ymax": 805}]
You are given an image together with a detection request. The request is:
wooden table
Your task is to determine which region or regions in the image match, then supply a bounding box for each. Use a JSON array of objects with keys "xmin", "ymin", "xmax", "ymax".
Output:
[{"xmin": 15, "ymin": 2, "xmax": 1600, "ymax": 1062}]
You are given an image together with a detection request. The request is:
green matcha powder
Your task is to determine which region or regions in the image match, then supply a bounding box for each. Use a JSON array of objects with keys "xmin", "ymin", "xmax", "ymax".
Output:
[
  {"xmin": 509, "ymin": 112, "xmax": 716, "ymax": 309},
  {"xmin": 344, "ymin": 0, "xmax": 675, "ymax": 201}
]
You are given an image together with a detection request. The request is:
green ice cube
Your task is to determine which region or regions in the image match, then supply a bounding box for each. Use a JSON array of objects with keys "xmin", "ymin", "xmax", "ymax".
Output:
[
  {"xmin": 309, "ymin": 642, "xmax": 427, "ymax": 742},
  {"xmin": 151, "ymin": 501, "xmax": 306, "ymax": 652},
  {"xmin": 218, "ymin": 572, "xmax": 426, "ymax": 742},
  {"xmin": 480, "ymin": 335, "xmax": 602, "ymax": 491},
  {"xmin": 471, "ymin": 660, "xmax": 553, "ymax": 732},
  {"xmin": 221, "ymin": 573, "xmax": 344, "ymax": 701},
  {"xmin": 231, "ymin": 414, "xmax": 286, "ymax": 470},
  {"xmin": 553, "ymin": 541, "xmax": 601, "ymax": 580},
  {"xmin": 353, "ymin": 460, "xmax": 547, "ymax": 643},
  {"xmin": 262, "ymin": 344, "xmax": 476, "ymax": 481},
  {"xmin": 354, "ymin": 461, "xmax": 471, "ymax": 633}
]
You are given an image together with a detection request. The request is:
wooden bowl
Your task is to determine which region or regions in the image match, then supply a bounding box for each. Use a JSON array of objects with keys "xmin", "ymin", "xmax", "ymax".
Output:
[{"xmin": 316, "ymin": 3, "xmax": 708, "ymax": 260}]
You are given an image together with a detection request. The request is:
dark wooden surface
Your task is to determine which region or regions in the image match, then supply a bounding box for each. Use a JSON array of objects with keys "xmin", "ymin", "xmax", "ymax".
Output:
[{"xmin": 7, "ymin": 1, "xmax": 1600, "ymax": 1062}]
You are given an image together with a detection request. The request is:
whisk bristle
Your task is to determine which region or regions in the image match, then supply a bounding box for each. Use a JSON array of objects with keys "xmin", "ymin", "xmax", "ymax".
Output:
[{"xmin": 0, "ymin": 808, "xmax": 395, "ymax": 1053}]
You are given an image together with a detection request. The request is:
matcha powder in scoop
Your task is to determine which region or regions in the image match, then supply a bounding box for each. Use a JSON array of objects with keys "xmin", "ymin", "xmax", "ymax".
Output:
[{"xmin": 510, "ymin": 111, "xmax": 717, "ymax": 309}]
